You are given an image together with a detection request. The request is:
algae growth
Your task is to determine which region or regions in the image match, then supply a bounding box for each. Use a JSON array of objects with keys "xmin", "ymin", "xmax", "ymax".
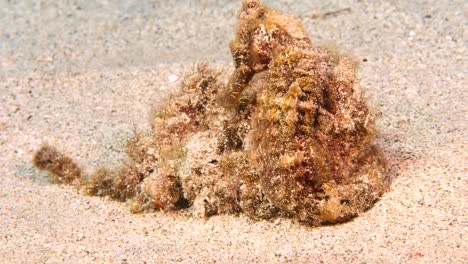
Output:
[{"xmin": 34, "ymin": 0, "xmax": 387, "ymax": 226}]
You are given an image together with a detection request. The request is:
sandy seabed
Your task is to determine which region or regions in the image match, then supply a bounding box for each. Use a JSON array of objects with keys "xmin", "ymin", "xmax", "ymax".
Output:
[{"xmin": 0, "ymin": 1, "xmax": 466, "ymax": 263}]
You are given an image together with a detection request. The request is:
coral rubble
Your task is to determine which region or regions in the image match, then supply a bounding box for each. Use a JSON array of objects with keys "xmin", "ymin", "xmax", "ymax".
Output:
[{"xmin": 33, "ymin": 0, "xmax": 387, "ymax": 226}]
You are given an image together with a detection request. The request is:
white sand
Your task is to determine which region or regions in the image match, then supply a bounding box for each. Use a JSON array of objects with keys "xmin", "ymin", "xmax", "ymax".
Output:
[{"xmin": 1, "ymin": 1, "xmax": 466, "ymax": 263}]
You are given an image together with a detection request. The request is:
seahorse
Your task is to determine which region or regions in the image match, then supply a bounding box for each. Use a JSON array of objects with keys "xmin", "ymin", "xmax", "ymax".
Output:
[{"xmin": 34, "ymin": 0, "xmax": 387, "ymax": 226}]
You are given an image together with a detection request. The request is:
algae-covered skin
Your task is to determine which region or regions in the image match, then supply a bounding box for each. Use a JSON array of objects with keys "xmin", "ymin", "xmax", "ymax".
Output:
[{"xmin": 33, "ymin": 0, "xmax": 387, "ymax": 226}]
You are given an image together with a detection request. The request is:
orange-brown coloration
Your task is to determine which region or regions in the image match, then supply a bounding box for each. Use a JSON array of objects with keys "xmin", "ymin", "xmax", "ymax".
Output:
[
  {"xmin": 33, "ymin": 0, "xmax": 387, "ymax": 226},
  {"xmin": 33, "ymin": 145, "xmax": 81, "ymax": 184}
]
